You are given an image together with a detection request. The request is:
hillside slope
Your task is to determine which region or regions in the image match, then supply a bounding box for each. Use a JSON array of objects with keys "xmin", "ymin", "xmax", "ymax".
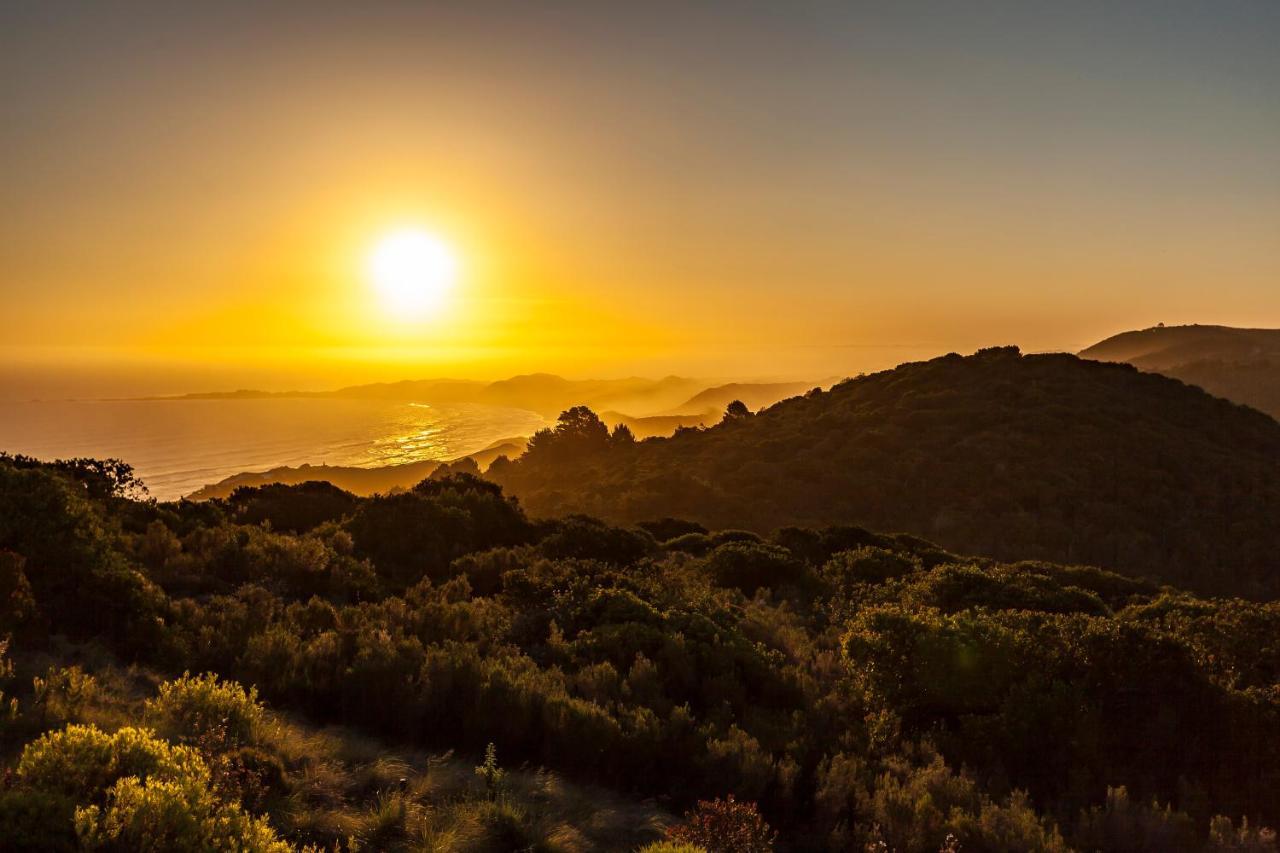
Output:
[
  {"xmin": 1080, "ymin": 324, "xmax": 1280, "ymax": 418},
  {"xmin": 493, "ymin": 346, "xmax": 1280, "ymax": 596},
  {"xmin": 670, "ymin": 381, "xmax": 819, "ymax": 415}
]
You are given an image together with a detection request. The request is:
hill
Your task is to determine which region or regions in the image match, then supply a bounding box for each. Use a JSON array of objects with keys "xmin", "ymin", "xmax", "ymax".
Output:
[
  {"xmin": 165, "ymin": 375, "xmax": 827, "ymax": 421},
  {"xmin": 1080, "ymin": 324, "xmax": 1280, "ymax": 418},
  {"xmin": 186, "ymin": 437, "xmax": 527, "ymax": 500},
  {"xmin": 163, "ymin": 374, "xmax": 707, "ymax": 418},
  {"xmin": 491, "ymin": 346, "xmax": 1280, "ymax": 597},
  {"xmin": 670, "ymin": 380, "xmax": 820, "ymax": 414}
]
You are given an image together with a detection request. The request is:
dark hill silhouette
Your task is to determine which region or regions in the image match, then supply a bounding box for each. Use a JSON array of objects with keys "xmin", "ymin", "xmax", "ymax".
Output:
[
  {"xmin": 187, "ymin": 437, "xmax": 526, "ymax": 500},
  {"xmin": 491, "ymin": 346, "xmax": 1280, "ymax": 597},
  {"xmin": 1081, "ymin": 324, "xmax": 1280, "ymax": 419}
]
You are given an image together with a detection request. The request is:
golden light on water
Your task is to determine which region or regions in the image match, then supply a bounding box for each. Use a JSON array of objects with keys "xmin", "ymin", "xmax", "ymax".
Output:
[{"xmin": 367, "ymin": 228, "xmax": 459, "ymax": 320}]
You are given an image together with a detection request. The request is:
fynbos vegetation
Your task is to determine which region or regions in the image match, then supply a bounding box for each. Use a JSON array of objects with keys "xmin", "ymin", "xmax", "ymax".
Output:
[{"xmin": 2, "ymin": 449, "xmax": 1278, "ymax": 850}]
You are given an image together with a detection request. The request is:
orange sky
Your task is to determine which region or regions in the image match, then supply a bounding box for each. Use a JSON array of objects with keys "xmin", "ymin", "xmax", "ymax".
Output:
[{"xmin": 3, "ymin": 3, "xmax": 1279, "ymax": 397}]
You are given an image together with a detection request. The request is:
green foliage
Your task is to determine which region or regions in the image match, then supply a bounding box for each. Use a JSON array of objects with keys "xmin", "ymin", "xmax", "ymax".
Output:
[
  {"xmin": 74, "ymin": 773, "xmax": 291, "ymax": 852},
  {"xmin": 345, "ymin": 474, "xmax": 529, "ymax": 586},
  {"xmin": 16, "ymin": 724, "xmax": 206, "ymax": 802},
  {"xmin": 702, "ymin": 541, "xmax": 805, "ymax": 595},
  {"xmin": 823, "ymin": 546, "xmax": 920, "ymax": 588},
  {"xmin": 0, "ymin": 458, "xmax": 165, "ymax": 651},
  {"xmin": 32, "ymin": 665, "xmax": 99, "ymax": 726},
  {"xmin": 0, "ymin": 786, "xmax": 79, "ymax": 851},
  {"xmin": 145, "ymin": 672, "xmax": 264, "ymax": 749},
  {"xmin": 4, "ymin": 453, "xmax": 1280, "ymax": 850},
  {"xmin": 229, "ymin": 481, "xmax": 358, "ymax": 533},
  {"xmin": 10, "ymin": 724, "xmax": 292, "ymax": 851},
  {"xmin": 854, "ymin": 747, "xmax": 1068, "ymax": 852},
  {"xmin": 537, "ymin": 515, "xmax": 656, "ymax": 565},
  {"xmin": 0, "ymin": 638, "xmax": 19, "ymax": 729}
]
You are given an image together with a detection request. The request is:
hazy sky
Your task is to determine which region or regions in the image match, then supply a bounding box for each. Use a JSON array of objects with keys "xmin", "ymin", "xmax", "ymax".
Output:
[{"xmin": 3, "ymin": 1, "xmax": 1278, "ymax": 396}]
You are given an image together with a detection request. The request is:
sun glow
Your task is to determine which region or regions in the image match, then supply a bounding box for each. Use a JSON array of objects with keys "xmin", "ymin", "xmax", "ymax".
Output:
[{"xmin": 367, "ymin": 228, "xmax": 458, "ymax": 319}]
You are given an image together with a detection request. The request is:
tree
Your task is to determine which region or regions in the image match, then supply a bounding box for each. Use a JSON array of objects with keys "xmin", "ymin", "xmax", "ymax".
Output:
[
  {"xmin": 524, "ymin": 406, "xmax": 612, "ymax": 464},
  {"xmin": 722, "ymin": 400, "xmax": 752, "ymax": 422},
  {"xmin": 610, "ymin": 423, "xmax": 636, "ymax": 445}
]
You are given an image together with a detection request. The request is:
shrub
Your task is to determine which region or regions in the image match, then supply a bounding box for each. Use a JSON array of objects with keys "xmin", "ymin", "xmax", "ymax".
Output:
[
  {"xmin": 13, "ymin": 724, "xmax": 293, "ymax": 852},
  {"xmin": 17, "ymin": 724, "xmax": 207, "ymax": 802},
  {"xmin": 703, "ymin": 542, "xmax": 804, "ymax": 595},
  {"xmin": 0, "ymin": 787, "xmax": 78, "ymax": 852},
  {"xmin": 145, "ymin": 672, "xmax": 264, "ymax": 749},
  {"xmin": 665, "ymin": 795, "xmax": 775, "ymax": 853},
  {"xmin": 0, "ymin": 638, "xmax": 19, "ymax": 729},
  {"xmin": 1073, "ymin": 786, "xmax": 1199, "ymax": 852},
  {"xmin": 31, "ymin": 665, "xmax": 99, "ymax": 726},
  {"xmin": 74, "ymin": 773, "xmax": 291, "ymax": 852},
  {"xmin": 823, "ymin": 546, "xmax": 919, "ymax": 588}
]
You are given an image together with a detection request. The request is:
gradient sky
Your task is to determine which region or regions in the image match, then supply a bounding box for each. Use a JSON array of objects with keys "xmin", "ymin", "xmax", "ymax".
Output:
[{"xmin": 3, "ymin": 1, "xmax": 1278, "ymax": 396}]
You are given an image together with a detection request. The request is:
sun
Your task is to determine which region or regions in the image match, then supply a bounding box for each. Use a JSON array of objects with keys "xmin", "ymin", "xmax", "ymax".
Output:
[{"xmin": 367, "ymin": 228, "xmax": 458, "ymax": 318}]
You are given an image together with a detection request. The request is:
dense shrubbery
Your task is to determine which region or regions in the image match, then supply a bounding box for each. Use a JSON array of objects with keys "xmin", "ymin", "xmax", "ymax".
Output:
[{"xmin": 2, "ymin": 453, "xmax": 1280, "ymax": 851}]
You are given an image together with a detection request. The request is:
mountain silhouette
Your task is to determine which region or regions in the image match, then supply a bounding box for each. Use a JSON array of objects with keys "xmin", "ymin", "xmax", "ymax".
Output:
[{"xmin": 493, "ymin": 346, "xmax": 1280, "ymax": 597}]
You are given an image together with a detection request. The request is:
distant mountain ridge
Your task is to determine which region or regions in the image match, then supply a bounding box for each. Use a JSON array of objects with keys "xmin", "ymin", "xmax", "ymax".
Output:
[
  {"xmin": 491, "ymin": 346, "xmax": 1280, "ymax": 597},
  {"xmin": 160, "ymin": 373, "xmax": 819, "ymax": 420},
  {"xmin": 1080, "ymin": 324, "xmax": 1280, "ymax": 418},
  {"xmin": 670, "ymin": 380, "xmax": 820, "ymax": 415}
]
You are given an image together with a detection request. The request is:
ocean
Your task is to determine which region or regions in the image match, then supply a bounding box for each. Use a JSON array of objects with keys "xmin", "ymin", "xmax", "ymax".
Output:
[{"xmin": 0, "ymin": 398, "xmax": 547, "ymax": 500}]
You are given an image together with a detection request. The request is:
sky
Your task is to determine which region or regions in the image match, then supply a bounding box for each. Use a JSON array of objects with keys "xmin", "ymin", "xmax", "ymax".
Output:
[{"xmin": 3, "ymin": 1, "xmax": 1278, "ymax": 397}]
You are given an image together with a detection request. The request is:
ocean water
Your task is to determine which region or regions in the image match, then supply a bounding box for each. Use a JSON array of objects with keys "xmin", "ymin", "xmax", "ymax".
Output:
[{"xmin": 0, "ymin": 398, "xmax": 547, "ymax": 500}]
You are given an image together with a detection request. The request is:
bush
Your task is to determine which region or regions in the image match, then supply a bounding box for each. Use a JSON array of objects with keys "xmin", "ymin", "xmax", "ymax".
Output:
[
  {"xmin": 31, "ymin": 665, "xmax": 99, "ymax": 726},
  {"xmin": 702, "ymin": 542, "xmax": 804, "ymax": 595},
  {"xmin": 17, "ymin": 725, "xmax": 206, "ymax": 802},
  {"xmin": 0, "ymin": 787, "xmax": 78, "ymax": 852},
  {"xmin": 12, "ymin": 724, "xmax": 292, "ymax": 852},
  {"xmin": 666, "ymin": 795, "xmax": 775, "ymax": 853},
  {"xmin": 229, "ymin": 481, "xmax": 358, "ymax": 533},
  {"xmin": 538, "ymin": 516, "xmax": 655, "ymax": 565},
  {"xmin": 74, "ymin": 774, "xmax": 291, "ymax": 852},
  {"xmin": 145, "ymin": 673, "xmax": 264, "ymax": 749},
  {"xmin": 823, "ymin": 546, "xmax": 919, "ymax": 588}
]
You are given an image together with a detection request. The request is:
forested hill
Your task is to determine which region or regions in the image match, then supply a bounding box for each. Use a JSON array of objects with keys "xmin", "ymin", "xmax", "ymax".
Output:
[
  {"xmin": 491, "ymin": 346, "xmax": 1280, "ymax": 597},
  {"xmin": 1080, "ymin": 324, "xmax": 1280, "ymax": 419}
]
